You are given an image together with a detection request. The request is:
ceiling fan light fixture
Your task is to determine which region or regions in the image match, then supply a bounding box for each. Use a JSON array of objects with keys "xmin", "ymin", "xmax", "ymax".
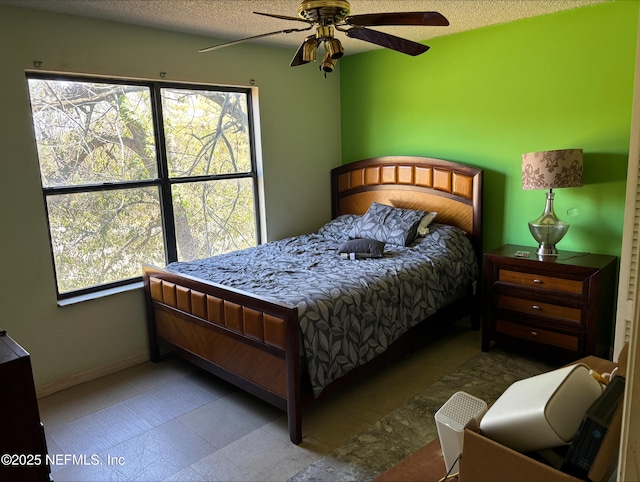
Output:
[
  {"xmin": 316, "ymin": 25, "xmax": 334, "ymax": 39},
  {"xmin": 320, "ymin": 51, "xmax": 335, "ymax": 72},
  {"xmin": 326, "ymin": 37, "xmax": 344, "ymax": 59},
  {"xmin": 302, "ymin": 38, "xmax": 318, "ymax": 62}
]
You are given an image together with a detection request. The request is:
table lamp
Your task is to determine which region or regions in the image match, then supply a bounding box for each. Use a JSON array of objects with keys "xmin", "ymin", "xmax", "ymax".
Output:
[{"xmin": 522, "ymin": 149, "xmax": 583, "ymax": 256}]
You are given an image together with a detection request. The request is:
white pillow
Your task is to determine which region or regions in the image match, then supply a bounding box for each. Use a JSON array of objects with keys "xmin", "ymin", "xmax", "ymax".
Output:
[{"xmin": 417, "ymin": 212, "xmax": 437, "ymax": 236}]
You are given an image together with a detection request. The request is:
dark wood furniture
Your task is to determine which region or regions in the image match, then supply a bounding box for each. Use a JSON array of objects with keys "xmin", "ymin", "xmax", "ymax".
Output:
[
  {"xmin": 482, "ymin": 244, "xmax": 617, "ymax": 360},
  {"xmin": 0, "ymin": 332, "xmax": 51, "ymax": 482},
  {"xmin": 143, "ymin": 156, "xmax": 484, "ymax": 444}
]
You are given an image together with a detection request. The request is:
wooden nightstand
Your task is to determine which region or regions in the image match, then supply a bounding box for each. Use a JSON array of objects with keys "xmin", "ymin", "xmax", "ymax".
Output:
[
  {"xmin": 0, "ymin": 332, "xmax": 51, "ymax": 481},
  {"xmin": 482, "ymin": 244, "xmax": 617, "ymax": 360}
]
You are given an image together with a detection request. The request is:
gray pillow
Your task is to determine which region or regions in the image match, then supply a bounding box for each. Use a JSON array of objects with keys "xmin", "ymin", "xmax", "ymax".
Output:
[
  {"xmin": 349, "ymin": 202, "xmax": 426, "ymax": 246},
  {"xmin": 338, "ymin": 238, "xmax": 385, "ymax": 259},
  {"xmin": 318, "ymin": 214, "xmax": 362, "ymax": 241}
]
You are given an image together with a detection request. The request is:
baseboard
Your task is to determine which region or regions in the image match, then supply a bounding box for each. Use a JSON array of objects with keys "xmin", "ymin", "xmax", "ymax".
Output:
[{"xmin": 35, "ymin": 351, "xmax": 149, "ymax": 398}]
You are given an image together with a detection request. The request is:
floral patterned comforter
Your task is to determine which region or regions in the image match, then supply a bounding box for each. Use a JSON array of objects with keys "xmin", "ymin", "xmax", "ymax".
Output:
[{"xmin": 166, "ymin": 222, "xmax": 478, "ymax": 396}]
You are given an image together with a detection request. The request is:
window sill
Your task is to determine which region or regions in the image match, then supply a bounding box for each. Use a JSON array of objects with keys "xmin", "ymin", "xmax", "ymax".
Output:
[{"xmin": 57, "ymin": 281, "xmax": 144, "ymax": 307}]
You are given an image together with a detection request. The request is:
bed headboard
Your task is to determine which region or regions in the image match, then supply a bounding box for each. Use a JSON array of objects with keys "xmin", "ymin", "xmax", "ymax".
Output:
[{"xmin": 331, "ymin": 155, "xmax": 483, "ymax": 256}]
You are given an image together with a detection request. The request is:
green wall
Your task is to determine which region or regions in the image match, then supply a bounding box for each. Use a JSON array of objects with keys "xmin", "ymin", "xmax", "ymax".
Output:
[{"xmin": 340, "ymin": 2, "xmax": 639, "ymax": 257}]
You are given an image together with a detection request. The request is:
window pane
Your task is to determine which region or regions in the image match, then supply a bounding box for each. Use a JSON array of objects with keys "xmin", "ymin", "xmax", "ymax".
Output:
[
  {"xmin": 47, "ymin": 188, "xmax": 165, "ymax": 294},
  {"xmin": 161, "ymin": 88, "xmax": 251, "ymax": 177},
  {"xmin": 27, "ymin": 75, "xmax": 261, "ymax": 298},
  {"xmin": 28, "ymin": 79, "xmax": 157, "ymax": 187},
  {"xmin": 172, "ymin": 179, "xmax": 257, "ymax": 261}
]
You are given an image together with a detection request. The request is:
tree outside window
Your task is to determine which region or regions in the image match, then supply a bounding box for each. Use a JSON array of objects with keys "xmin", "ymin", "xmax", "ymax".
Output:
[{"xmin": 27, "ymin": 75, "xmax": 261, "ymax": 299}]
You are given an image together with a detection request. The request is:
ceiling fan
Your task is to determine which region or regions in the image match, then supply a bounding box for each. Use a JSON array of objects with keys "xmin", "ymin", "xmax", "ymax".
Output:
[{"xmin": 199, "ymin": 0, "xmax": 449, "ymax": 76}]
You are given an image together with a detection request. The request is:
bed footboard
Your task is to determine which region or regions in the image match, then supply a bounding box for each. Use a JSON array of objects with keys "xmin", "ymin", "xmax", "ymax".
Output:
[{"xmin": 142, "ymin": 265, "xmax": 303, "ymax": 443}]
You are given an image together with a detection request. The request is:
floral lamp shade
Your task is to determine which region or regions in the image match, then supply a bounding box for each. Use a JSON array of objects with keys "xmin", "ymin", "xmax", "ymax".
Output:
[
  {"xmin": 521, "ymin": 149, "xmax": 583, "ymax": 256},
  {"xmin": 522, "ymin": 149, "xmax": 583, "ymax": 190}
]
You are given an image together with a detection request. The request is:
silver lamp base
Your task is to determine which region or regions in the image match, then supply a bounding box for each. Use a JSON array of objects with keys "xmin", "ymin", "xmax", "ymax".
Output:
[{"xmin": 528, "ymin": 189, "xmax": 569, "ymax": 256}]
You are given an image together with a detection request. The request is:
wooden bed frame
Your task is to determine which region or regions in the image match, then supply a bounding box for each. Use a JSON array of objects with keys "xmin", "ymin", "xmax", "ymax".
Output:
[{"xmin": 143, "ymin": 155, "xmax": 483, "ymax": 444}]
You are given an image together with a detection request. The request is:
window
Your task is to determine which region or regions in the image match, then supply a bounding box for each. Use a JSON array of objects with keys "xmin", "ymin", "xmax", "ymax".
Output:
[{"xmin": 27, "ymin": 74, "xmax": 261, "ymax": 300}]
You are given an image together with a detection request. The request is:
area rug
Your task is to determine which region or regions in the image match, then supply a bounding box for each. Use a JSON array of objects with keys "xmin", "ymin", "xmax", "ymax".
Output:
[{"xmin": 289, "ymin": 347, "xmax": 558, "ymax": 481}]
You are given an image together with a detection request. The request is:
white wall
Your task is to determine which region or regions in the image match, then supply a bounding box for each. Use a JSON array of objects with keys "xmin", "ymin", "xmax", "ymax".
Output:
[{"xmin": 0, "ymin": 5, "xmax": 341, "ymax": 389}]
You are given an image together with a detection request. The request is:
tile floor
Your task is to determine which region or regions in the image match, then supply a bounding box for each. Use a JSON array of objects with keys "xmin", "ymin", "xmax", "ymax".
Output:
[{"xmin": 38, "ymin": 320, "xmax": 481, "ymax": 481}]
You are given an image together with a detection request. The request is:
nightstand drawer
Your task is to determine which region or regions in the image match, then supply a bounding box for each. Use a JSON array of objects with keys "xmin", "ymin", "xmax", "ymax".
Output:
[
  {"xmin": 498, "ymin": 269, "xmax": 583, "ymax": 294},
  {"xmin": 497, "ymin": 294, "xmax": 582, "ymax": 322},
  {"xmin": 496, "ymin": 319, "xmax": 579, "ymax": 351}
]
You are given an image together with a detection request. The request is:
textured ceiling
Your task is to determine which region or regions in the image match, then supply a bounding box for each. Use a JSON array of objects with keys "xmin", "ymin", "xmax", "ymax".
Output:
[{"xmin": 1, "ymin": 0, "xmax": 611, "ymax": 55}]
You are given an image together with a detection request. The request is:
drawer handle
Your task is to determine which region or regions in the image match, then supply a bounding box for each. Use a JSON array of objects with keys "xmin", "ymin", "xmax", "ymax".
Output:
[
  {"xmin": 531, "ymin": 331, "xmax": 538, "ymax": 336},
  {"xmin": 531, "ymin": 305, "xmax": 541, "ymax": 310},
  {"xmin": 533, "ymin": 279, "xmax": 543, "ymax": 284}
]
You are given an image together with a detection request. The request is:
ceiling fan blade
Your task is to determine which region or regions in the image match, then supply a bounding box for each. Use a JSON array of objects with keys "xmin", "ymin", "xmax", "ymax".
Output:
[
  {"xmin": 346, "ymin": 12, "xmax": 449, "ymax": 27},
  {"xmin": 254, "ymin": 11, "xmax": 311, "ymax": 24},
  {"xmin": 199, "ymin": 26, "xmax": 311, "ymax": 53},
  {"xmin": 346, "ymin": 27, "xmax": 430, "ymax": 56}
]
